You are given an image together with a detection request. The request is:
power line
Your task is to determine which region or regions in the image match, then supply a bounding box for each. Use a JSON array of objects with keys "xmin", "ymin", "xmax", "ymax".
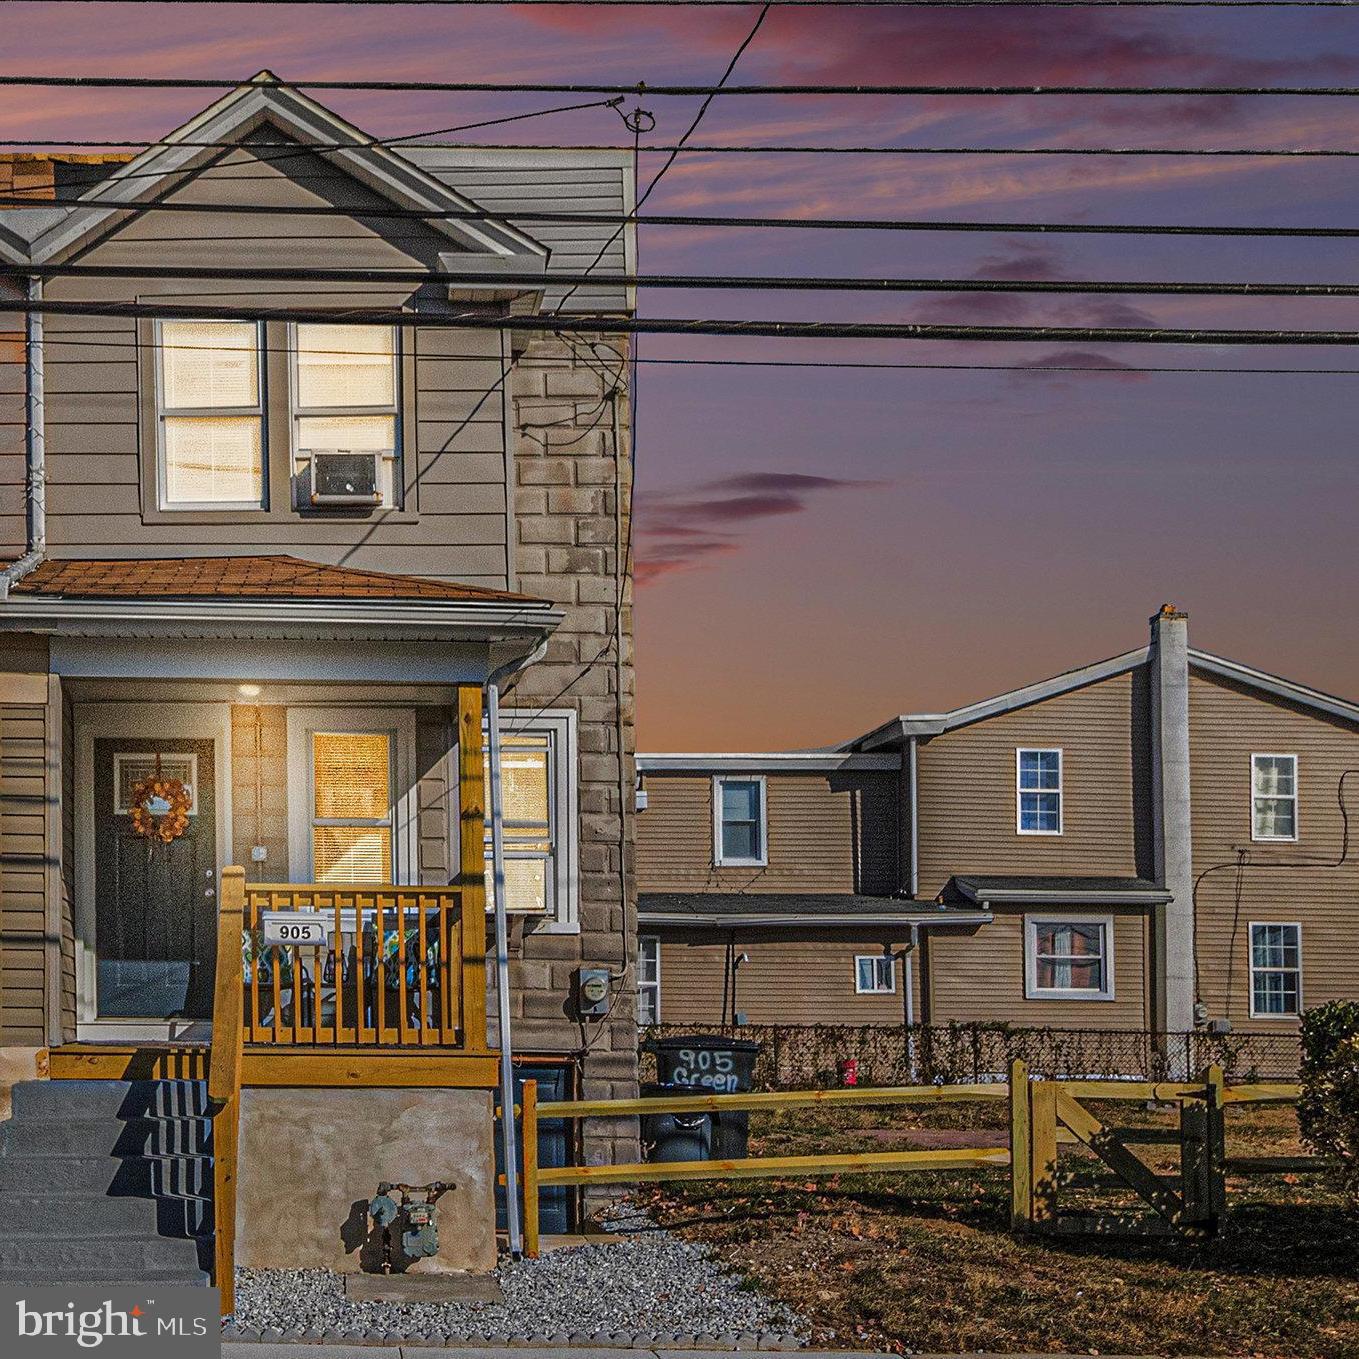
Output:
[
  {"xmin": 10, "ymin": 295, "xmax": 1359, "ymax": 345},
  {"xmin": 15, "ymin": 260, "xmax": 1359, "ymax": 297},
  {"xmin": 39, "ymin": 1, "xmax": 1359, "ymax": 8},
  {"xmin": 10, "ymin": 138, "xmax": 1359, "ymax": 158},
  {"xmin": 7, "ymin": 74, "xmax": 1359, "ymax": 97},
  {"xmin": 6, "ymin": 191, "xmax": 1359, "ymax": 240}
]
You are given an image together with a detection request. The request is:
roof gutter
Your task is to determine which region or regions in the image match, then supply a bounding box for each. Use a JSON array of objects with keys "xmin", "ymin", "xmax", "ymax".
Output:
[
  {"xmin": 0, "ymin": 276, "xmax": 45, "ymax": 600},
  {"xmin": 638, "ymin": 910, "xmax": 993, "ymax": 929}
]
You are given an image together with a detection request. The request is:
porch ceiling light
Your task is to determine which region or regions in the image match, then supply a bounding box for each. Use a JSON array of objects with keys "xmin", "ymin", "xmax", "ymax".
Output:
[{"xmin": 237, "ymin": 684, "xmax": 262, "ymax": 698}]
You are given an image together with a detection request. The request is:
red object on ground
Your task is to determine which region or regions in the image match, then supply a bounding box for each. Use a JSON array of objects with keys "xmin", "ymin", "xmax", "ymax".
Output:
[{"xmin": 838, "ymin": 1058, "xmax": 859, "ymax": 1087}]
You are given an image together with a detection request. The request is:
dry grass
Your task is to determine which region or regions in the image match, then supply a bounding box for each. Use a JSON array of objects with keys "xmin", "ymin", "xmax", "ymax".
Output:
[{"xmin": 641, "ymin": 1102, "xmax": 1358, "ymax": 1357}]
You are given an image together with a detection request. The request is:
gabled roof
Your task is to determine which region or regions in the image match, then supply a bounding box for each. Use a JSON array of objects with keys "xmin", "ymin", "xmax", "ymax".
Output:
[
  {"xmin": 8, "ymin": 554, "xmax": 540, "ymax": 604},
  {"xmin": 14, "ymin": 73, "xmax": 551, "ymax": 267},
  {"xmin": 848, "ymin": 644, "xmax": 1359, "ymax": 751}
]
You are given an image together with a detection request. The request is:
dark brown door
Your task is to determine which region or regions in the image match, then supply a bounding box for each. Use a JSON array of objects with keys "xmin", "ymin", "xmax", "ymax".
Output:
[{"xmin": 93, "ymin": 738, "xmax": 217, "ymax": 1019}]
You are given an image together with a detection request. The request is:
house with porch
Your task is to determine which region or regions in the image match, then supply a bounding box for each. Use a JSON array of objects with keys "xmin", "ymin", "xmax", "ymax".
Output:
[
  {"xmin": 637, "ymin": 607, "xmax": 1359, "ymax": 1055},
  {"xmin": 0, "ymin": 74, "xmax": 638, "ymax": 1292}
]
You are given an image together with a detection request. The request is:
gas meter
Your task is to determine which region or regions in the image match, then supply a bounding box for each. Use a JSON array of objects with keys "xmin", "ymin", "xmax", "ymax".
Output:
[{"xmin": 368, "ymin": 1180, "xmax": 452, "ymax": 1271}]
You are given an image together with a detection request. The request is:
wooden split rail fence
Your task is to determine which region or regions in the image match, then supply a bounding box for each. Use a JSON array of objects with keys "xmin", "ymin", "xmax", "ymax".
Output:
[{"xmin": 512, "ymin": 1059, "xmax": 1303, "ymax": 1257}]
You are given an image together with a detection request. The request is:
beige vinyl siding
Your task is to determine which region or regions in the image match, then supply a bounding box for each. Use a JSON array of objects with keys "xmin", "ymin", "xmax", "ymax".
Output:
[
  {"xmin": 0, "ymin": 634, "xmax": 55, "ymax": 1044},
  {"xmin": 924, "ymin": 910, "xmax": 1151, "ymax": 1028},
  {"xmin": 59, "ymin": 688, "xmax": 76, "ymax": 1039},
  {"xmin": 655, "ymin": 929, "xmax": 919, "ymax": 1026},
  {"xmin": 415, "ymin": 707, "xmax": 454, "ymax": 886},
  {"xmin": 916, "ymin": 670, "xmax": 1149, "ymax": 895},
  {"xmin": 1189, "ymin": 669, "xmax": 1359, "ymax": 1030},
  {"xmin": 38, "ymin": 147, "xmax": 514, "ymax": 587},
  {"xmin": 637, "ymin": 771, "xmax": 900, "ymax": 895}
]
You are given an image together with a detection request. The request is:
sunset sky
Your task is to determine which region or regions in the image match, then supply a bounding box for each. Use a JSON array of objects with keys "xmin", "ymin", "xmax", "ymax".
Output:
[{"xmin": 7, "ymin": 0, "xmax": 1359, "ymax": 749}]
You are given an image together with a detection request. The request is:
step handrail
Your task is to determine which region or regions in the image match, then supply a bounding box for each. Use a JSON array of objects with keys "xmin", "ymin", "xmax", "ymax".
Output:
[{"xmin": 208, "ymin": 866, "xmax": 246, "ymax": 1316}]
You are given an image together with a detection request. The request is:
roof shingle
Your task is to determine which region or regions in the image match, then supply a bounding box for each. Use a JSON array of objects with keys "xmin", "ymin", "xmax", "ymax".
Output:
[{"xmin": 9, "ymin": 555, "xmax": 546, "ymax": 605}]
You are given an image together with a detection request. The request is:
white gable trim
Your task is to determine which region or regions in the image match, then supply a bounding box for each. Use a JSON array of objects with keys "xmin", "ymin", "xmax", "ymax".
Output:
[
  {"xmin": 25, "ymin": 74, "xmax": 549, "ymax": 266},
  {"xmin": 1189, "ymin": 650, "xmax": 1359, "ymax": 727}
]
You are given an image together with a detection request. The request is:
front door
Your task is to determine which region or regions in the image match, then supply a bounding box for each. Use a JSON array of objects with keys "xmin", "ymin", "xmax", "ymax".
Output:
[{"xmin": 93, "ymin": 738, "xmax": 218, "ymax": 1020}]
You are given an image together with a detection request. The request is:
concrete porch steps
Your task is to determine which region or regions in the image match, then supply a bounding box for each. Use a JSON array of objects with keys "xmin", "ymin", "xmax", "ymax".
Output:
[{"xmin": 0, "ymin": 1078, "xmax": 214, "ymax": 1286}]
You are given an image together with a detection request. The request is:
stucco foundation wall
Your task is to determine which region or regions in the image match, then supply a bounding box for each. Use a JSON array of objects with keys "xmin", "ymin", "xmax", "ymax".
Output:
[{"xmin": 235, "ymin": 1086, "xmax": 497, "ymax": 1274}]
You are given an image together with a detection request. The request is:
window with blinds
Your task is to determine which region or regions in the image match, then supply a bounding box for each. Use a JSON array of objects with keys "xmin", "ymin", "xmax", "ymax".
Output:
[
  {"xmin": 311, "ymin": 730, "xmax": 394, "ymax": 883},
  {"xmin": 483, "ymin": 732, "xmax": 554, "ymax": 914},
  {"xmin": 156, "ymin": 319, "xmax": 265, "ymax": 508},
  {"xmin": 293, "ymin": 324, "xmax": 399, "ymax": 503}
]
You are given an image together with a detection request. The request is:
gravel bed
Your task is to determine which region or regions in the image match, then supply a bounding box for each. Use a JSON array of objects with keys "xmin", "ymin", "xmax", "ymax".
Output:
[{"xmin": 227, "ymin": 1229, "xmax": 809, "ymax": 1347}]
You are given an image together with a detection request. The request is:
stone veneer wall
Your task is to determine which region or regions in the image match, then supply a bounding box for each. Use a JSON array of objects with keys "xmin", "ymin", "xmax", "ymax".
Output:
[{"xmin": 506, "ymin": 336, "xmax": 639, "ymax": 1183}]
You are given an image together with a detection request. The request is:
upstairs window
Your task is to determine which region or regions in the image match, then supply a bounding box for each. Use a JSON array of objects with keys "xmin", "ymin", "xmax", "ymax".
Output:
[
  {"xmin": 1250, "ymin": 922, "xmax": 1302, "ymax": 1017},
  {"xmin": 1252, "ymin": 754, "xmax": 1298, "ymax": 841},
  {"xmin": 155, "ymin": 319, "xmax": 265, "ymax": 509},
  {"xmin": 1025, "ymin": 917, "xmax": 1113, "ymax": 1000},
  {"xmin": 713, "ymin": 776, "xmax": 766, "ymax": 867},
  {"xmin": 292, "ymin": 324, "xmax": 400, "ymax": 504},
  {"xmin": 1017, "ymin": 748, "xmax": 1063, "ymax": 834},
  {"xmin": 638, "ymin": 935, "xmax": 661, "ymax": 1024}
]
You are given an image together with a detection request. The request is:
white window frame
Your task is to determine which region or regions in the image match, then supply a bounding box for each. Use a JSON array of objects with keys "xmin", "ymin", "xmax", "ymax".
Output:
[
  {"xmin": 1016, "ymin": 747, "xmax": 1064, "ymax": 836},
  {"xmin": 289, "ymin": 322, "xmax": 402, "ymax": 508},
  {"xmin": 481, "ymin": 708, "xmax": 579, "ymax": 933},
  {"xmin": 285, "ymin": 707, "xmax": 418, "ymax": 885},
  {"xmin": 154, "ymin": 317, "xmax": 266, "ymax": 511},
  {"xmin": 1251, "ymin": 753, "xmax": 1299, "ymax": 843},
  {"xmin": 1024, "ymin": 914, "xmax": 1115, "ymax": 1001},
  {"xmin": 854, "ymin": 953, "xmax": 896, "ymax": 995},
  {"xmin": 712, "ymin": 774, "xmax": 768, "ymax": 868},
  {"xmin": 1248, "ymin": 921, "xmax": 1303, "ymax": 1019},
  {"xmin": 638, "ymin": 934, "xmax": 661, "ymax": 1024}
]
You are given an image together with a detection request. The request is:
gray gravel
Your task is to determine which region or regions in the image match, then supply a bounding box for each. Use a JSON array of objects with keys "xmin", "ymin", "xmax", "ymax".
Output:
[{"xmin": 228, "ymin": 1230, "xmax": 809, "ymax": 1347}]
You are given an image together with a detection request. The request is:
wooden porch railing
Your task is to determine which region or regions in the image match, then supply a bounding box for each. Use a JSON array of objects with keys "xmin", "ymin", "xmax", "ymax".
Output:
[
  {"xmin": 240, "ymin": 883, "xmax": 479, "ymax": 1049},
  {"xmin": 208, "ymin": 866, "xmax": 246, "ymax": 1315}
]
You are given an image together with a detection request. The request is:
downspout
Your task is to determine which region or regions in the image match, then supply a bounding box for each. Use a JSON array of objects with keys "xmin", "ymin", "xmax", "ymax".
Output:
[
  {"xmin": 0, "ymin": 276, "xmax": 45, "ymax": 598},
  {"xmin": 486, "ymin": 635, "xmax": 549, "ymax": 1260},
  {"xmin": 906, "ymin": 738, "xmax": 921, "ymax": 1080},
  {"xmin": 908, "ymin": 735, "xmax": 919, "ymax": 898}
]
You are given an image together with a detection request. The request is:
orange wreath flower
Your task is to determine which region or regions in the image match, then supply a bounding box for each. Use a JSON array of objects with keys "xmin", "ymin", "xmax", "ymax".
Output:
[{"xmin": 129, "ymin": 774, "xmax": 193, "ymax": 844}]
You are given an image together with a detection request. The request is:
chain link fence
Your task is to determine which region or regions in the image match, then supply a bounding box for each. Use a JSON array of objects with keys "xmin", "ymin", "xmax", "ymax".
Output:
[{"xmin": 640, "ymin": 1022, "xmax": 1301, "ymax": 1088}]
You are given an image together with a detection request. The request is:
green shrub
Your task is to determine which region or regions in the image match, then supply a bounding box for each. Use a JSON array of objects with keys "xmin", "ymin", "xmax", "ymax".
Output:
[{"xmin": 1298, "ymin": 1000, "xmax": 1359, "ymax": 1208}]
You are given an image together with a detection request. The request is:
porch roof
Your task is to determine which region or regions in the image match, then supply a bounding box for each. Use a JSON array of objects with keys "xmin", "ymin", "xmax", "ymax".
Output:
[
  {"xmin": 8, "ymin": 554, "xmax": 542, "ymax": 605},
  {"xmin": 0, "ymin": 554, "xmax": 563, "ymax": 652},
  {"xmin": 638, "ymin": 892, "xmax": 992, "ymax": 930},
  {"xmin": 950, "ymin": 874, "xmax": 1172, "ymax": 906}
]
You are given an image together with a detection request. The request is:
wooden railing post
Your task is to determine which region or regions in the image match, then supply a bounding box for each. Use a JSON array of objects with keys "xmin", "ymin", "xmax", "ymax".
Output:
[
  {"xmin": 209, "ymin": 866, "xmax": 246, "ymax": 1317},
  {"xmin": 521, "ymin": 1079, "xmax": 541, "ymax": 1259},
  {"xmin": 1030, "ymin": 1079, "xmax": 1059, "ymax": 1231},
  {"xmin": 457, "ymin": 685, "xmax": 489, "ymax": 1053},
  {"xmin": 1009, "ymin": 1059, "xmax": 1032, "ymax": 1231}
]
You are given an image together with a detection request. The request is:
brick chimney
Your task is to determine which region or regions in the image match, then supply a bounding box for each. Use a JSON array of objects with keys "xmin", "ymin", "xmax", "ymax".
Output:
[{"xmin": 1149, "ymin": 604, "xmax": 1195, "ymax": 1038}]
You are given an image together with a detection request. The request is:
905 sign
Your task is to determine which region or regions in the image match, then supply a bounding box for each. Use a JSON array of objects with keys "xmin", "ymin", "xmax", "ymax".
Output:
[{"xmin": 260, "ymin": 912, "xmax": 329, "ymax": 948}]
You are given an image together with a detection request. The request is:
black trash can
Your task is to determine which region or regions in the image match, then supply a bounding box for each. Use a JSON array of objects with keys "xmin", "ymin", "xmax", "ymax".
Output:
[
  {"xmin": 641, "ymin": 1082, "xmax": 714, "ymax": 1162},
  {"xmin": 648, "ymin": 1034, "xmax": 761, "ymax": 1094},
  {"xmin": 642, "ymin": 1035, "xmax": 762, "ymax": 1163}
]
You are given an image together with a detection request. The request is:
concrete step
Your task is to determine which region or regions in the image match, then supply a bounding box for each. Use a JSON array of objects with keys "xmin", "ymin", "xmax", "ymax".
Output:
[
  {"xmin": 0, "ymin": 1152, "xmax": 212, "ymax": 1198},
  {"xmin": 2, "ymin": 1192, "xmax": 213, "ymax": 1238},
  {"xmin": 0, "ymin": 1232, "xmax": 210, "ymax": 1277},
  {"xmin": 0, "ymin": 1265, "xmax": 211, "ymax": 1286},
  {"xmin": 10, "ymin": 1079, "xmax": 210, "ymax": 1120},
  {"xmin": 0, "ymin": 1116, "xmax": 213, "ymax": 1158}
]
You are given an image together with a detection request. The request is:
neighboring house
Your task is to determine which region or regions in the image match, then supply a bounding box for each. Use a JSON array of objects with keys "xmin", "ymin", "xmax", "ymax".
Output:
[
  {"xmin": 637, "ymin": 607, "xmax": 1359, "ymax": 1039},
  {"xmin": 0, "ymin": 74, "xmax": 636, "ymax": 1282}
]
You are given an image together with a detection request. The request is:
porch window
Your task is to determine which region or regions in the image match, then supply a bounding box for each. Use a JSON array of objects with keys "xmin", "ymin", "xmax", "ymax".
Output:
[
  {"xmin": 1025, "ymin": 917, "xmax": 1114, "ymax": 1000},
  {"xmin": 714, "ymin": 776, "xmax": 767, "ymax": 867},
  {"xmin": 855, "ymin": 954, "xmax": 895, "ymax": 995},
  {"xmin": 155, "ymin": 319, "xmax": 265, "ymax": 508},
  {"xmin": 1017, "ymin": 748, "xmax": 1063, "ymax": 834},
  {"xmin": 1250, "ymin": 922, "xmax": 1302, "ymax": 1017},
  {"xmin": 1252, "ymin": 754, "xmax": 1298, "ymax": 841},
  {"xmin": 310, "ymin": 730, "xmax": 395, "ymax": 883},
  {"xmin": 482, "ymin": 711, "xmax": 578, "ymax": 927},
  {"xmin": 638, "ymin": 935, "xmax": 661, "ymax": 1024},
  {"xmin": 292, "ymin": 323, "xmax": 400, "ymax": 504}
]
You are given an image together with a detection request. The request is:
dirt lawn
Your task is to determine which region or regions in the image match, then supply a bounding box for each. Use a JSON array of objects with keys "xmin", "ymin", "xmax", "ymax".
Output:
[{"xmin": 640, "ymin": 1099, "xmax": 1357, "ymax": 1357}]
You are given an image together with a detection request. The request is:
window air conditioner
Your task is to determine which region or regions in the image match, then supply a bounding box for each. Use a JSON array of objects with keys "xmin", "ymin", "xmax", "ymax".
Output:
[{"xmin": 307, "ymin": 450, "xmax": 384, "ymax": 506}]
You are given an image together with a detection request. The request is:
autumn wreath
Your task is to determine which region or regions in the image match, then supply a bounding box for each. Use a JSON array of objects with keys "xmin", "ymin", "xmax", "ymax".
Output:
[{"xmin": 128, "ymin": 770, "xmax": 193, "ymax": 844}]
